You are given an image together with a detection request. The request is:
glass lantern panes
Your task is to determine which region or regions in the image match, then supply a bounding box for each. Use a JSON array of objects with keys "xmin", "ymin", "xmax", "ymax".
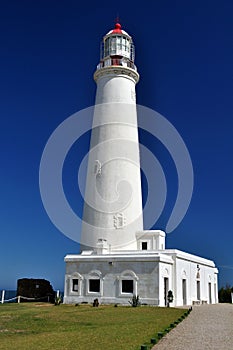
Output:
[{"xmin": 103, "ymin": 35, "xmax": 132, "ymax": 59}]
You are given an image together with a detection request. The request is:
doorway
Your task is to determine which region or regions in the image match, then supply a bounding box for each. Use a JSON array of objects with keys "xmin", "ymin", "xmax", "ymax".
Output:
[
  {"xmin": 208, "ymin": 283, "xmax": 212, "ymax": 304},
  {"xmin": 164, "ymin": 277, "xmax": 168, "ymax": 306},
  {"xmin": 197, "ymin": 280, "xmax": 201, "ymax": 301},
  {"xmin": 182, "ymin": 279, "xmax": 187, "ymax": 305}
]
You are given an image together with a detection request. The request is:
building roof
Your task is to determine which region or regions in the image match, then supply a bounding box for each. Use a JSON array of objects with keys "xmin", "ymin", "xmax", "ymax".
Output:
[{"xmin": 106, "ymin": 22, "xmax": 130, "ymax": 37}]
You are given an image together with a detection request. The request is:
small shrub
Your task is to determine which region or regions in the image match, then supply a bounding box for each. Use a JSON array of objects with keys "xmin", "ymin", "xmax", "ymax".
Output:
[
  {"xmin": 93, "ymin": 298, "xmax": 99, "ymax": 307},
  {"xmin": 129, "ymin": 295, "xmax": 141, "ymax": 307},
  {"xmin": 54, "ymin": 296, "xmax": 62, "ymax": 306},
  {"xmin": 167, "ymin": 290, "xmax": 174, "ymax": 307}
]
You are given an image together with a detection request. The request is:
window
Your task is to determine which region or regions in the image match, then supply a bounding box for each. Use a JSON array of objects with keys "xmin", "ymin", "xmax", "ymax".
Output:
[
  {"xmin": 116, "ymin": 36, "xmax": 122, "ymax": 52},
  {"xmin": 89, "ymin": 279, "xmax": 100, "ymax": 293},
  {"xmin": 67, "ymin": 273, "xmax": 83, "ymax": 296},
  {"xmin": 110, "ymin": 36, "xmax": 116, "ymax": 55},
  {"xmin": 104, "ymin": 37, "xmax": 110, "ymax": 57},
  {"xmin": 122, "ymin": 280, "xmax": 133, "ymax": 294},
  {"xmin": 86, "ymin": 270, "xmax": 102, "ymax": 296},
  {"xmin": 72, "ymin": 279, "xmax": 79, "ymax": 292},
  {"xmin": 118, "ymin": 270, "xmax": 138, "ymax": 296},
  {"xmin": 142, "ymin": 242, "xmax": 147, "ymax": 250}
]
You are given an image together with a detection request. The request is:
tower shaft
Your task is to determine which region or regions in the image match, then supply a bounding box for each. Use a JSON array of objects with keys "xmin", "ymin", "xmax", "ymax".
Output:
[{"xmin": 81, "ymin": 24, "xmax": 143, "ymax": 251}]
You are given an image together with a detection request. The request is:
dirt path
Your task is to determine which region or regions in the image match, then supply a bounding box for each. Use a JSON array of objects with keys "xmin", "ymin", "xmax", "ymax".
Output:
[{"xmin": 152, "ymin": 304, "xmax": 233, "ymax": 350}]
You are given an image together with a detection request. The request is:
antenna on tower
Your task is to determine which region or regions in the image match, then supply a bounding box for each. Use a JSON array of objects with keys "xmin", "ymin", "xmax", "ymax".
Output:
[{"xmin": 115, "ymin": 13, "xmax": 120, "ymax": 24}]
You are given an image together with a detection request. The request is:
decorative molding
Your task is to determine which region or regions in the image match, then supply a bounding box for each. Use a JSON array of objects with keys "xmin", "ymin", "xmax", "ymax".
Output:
[
  {"xmin": 68, "ymin": 273, "xmax": 84, "ymax": 296},
  {"xmin": 162, "ymin": 267, "xmax": 169, "ymax": 278},
  {"xmin": 94, "ymin": 66, "xmax": 139, "ymax": 84},
  {"xmin": 181, "ymin": 269, "xmax": 187, "ymax": 279},
  {"xmin": 70, "ymin": 272, "xmax": 84, "ymax": 280},
  {"xmin": 88, "ymin": 270, "xmax": 102, "ymax": 278},
  {"xmin": 113, "ymin": 213, "xmax": 126, "ymax": 229},
  {"xmin": 118, "ymin": 269, "xmax": 139, "ymax": 281},
  {"xmin": 94, "ymin": 160, "xmax": 101, "ymax": 176}
]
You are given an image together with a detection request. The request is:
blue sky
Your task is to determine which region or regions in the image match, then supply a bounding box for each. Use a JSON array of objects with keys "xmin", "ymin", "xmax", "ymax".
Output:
[{"xmin": 0, "ymin": 0, "xmax": 232, "ymax": 291}]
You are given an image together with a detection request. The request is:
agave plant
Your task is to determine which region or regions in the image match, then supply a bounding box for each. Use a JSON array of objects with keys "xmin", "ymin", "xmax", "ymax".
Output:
[{"xmin": 129, "ymin": 295, "xmax": 140, "ymax": 307}]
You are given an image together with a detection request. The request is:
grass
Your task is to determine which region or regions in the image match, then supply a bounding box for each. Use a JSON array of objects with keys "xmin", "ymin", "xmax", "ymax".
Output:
[{"xmin": 0, "ymin": 303, "xmax": 188, "ymax": 350}]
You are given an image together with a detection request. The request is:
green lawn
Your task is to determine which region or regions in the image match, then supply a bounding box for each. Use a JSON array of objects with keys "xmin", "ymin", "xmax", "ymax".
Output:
[{"xmin": 0, "ymin": 303, "xmax": 187, "ymax": 350}]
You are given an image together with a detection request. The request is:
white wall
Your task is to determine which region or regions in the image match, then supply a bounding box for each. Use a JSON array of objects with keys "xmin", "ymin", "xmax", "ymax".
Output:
[
  {"xmin": 172, "ymin": 255, "xmax": 218, "ymax": 306},
  {"xmin": 81, "ymin": 70, "xmax": 143, "ymax": 251}
]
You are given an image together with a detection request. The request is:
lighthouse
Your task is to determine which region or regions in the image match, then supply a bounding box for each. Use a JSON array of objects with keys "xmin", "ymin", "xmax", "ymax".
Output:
[
  {"xmin": 81, "ymin": 22, "xmax": 143, "ymax": 251},
  {"xmin": 64, "ymin": 22, "xmax": 218, "ymax": 306}
]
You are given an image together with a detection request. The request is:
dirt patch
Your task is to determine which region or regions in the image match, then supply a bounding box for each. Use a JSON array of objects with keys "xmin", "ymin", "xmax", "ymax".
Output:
[
  {"xmin": 34, "ymin": 303, "xmax": 53, "ymax": 307},
  {"xmin": 0, "ymin": 329, "xmax": 25, "ymax": 333},
  {"xmin": 0, "ymin": 329, "xmax": 9, "ymax": 333}
]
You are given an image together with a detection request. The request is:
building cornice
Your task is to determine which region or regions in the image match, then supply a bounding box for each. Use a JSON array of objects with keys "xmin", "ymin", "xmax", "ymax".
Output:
[
  {"xmin": 94, "ymin": 66, "xmax": 139, "ymax": 84},
  {"xmin": 64, "ymin": 252, "xmax": 174, "ymax": 264}
]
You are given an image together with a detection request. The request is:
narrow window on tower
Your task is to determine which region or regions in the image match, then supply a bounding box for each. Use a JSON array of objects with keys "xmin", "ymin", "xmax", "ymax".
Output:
[{"xmin": 72, "ymin": 279, "xmax": 79, "ymax": 292}]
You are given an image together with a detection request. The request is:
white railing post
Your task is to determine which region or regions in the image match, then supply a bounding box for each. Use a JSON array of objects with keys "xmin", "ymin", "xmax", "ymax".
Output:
[
  {"xmin": 18, "ymin": 296, "xmax": 21, "ymax": 303},
  {"xmin": 1, "ymin": 290, "xmax": 5, "ymax": 304}
]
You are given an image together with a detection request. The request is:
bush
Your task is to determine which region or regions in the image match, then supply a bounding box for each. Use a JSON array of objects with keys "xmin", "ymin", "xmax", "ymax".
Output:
[
  {"xmin": 54, "ymin": 295, "xmax": 62, "ymax": 305},
  {"xmin": 93, "ymin": 298, "xmax": 99, "ymax": 307},
  {"xmin": 129, "ymin": 295, "xmax": 140, "ymax": 307},
  {"xmin": 218, "ymin": 284, "xmax": 233, "ymax": 303}
]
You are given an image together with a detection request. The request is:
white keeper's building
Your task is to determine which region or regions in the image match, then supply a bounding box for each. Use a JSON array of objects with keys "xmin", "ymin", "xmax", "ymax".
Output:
[{"xmin": 64, "ymin": 22, "xmax": 218, "ymax": 306}]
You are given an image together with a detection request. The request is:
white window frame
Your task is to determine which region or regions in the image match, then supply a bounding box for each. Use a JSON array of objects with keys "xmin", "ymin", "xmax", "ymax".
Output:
[
  {"xmin": 117, "ymin": 270, "xmax": 139, "ymax": 297},
  {"xmin": 68, "ymin": 272, "xmax": 83, "ymax": 296},
  {"xmin": 86, "ymin": 270, "xmax": 103, "ymax": 296}
]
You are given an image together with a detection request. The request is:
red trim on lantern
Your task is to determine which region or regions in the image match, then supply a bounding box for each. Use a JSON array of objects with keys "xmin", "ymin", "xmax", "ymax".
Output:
[{"xmin": 112, "ymin": 23, "xmax": 122, "ymax": 34}]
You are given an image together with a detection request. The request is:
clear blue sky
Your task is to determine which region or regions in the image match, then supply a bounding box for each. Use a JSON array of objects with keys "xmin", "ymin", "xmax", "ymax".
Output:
[{"xmin": 1, "ymin": 0, "xmax": 232, "ymax": 291}]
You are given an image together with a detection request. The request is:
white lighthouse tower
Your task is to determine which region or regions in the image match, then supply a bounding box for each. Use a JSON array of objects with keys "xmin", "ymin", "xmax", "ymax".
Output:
[
  {"xmin": 81, "ymin": 22, "xmax": 143, "ymax": 251},
  {"xmin": 64, "ymin": 22, "xmax": 218, "ymax": 306}
]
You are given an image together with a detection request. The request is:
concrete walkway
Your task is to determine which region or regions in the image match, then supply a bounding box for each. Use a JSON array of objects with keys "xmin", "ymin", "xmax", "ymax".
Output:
[{"xmin": 152, "ymin": 304, "xmax": 233, "ymax": 350}]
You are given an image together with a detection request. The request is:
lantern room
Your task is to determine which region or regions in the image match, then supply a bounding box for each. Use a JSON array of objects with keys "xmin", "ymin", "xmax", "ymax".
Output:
[{"xmin": 96, "ymin": 22, "xmax": 137, "ymax": 71}]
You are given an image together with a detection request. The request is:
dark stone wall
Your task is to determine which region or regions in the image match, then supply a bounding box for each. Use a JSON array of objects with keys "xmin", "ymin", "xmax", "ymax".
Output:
[{"xmin": 17, "ymin": 278, "xmax": 55, "ymax": 302}]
